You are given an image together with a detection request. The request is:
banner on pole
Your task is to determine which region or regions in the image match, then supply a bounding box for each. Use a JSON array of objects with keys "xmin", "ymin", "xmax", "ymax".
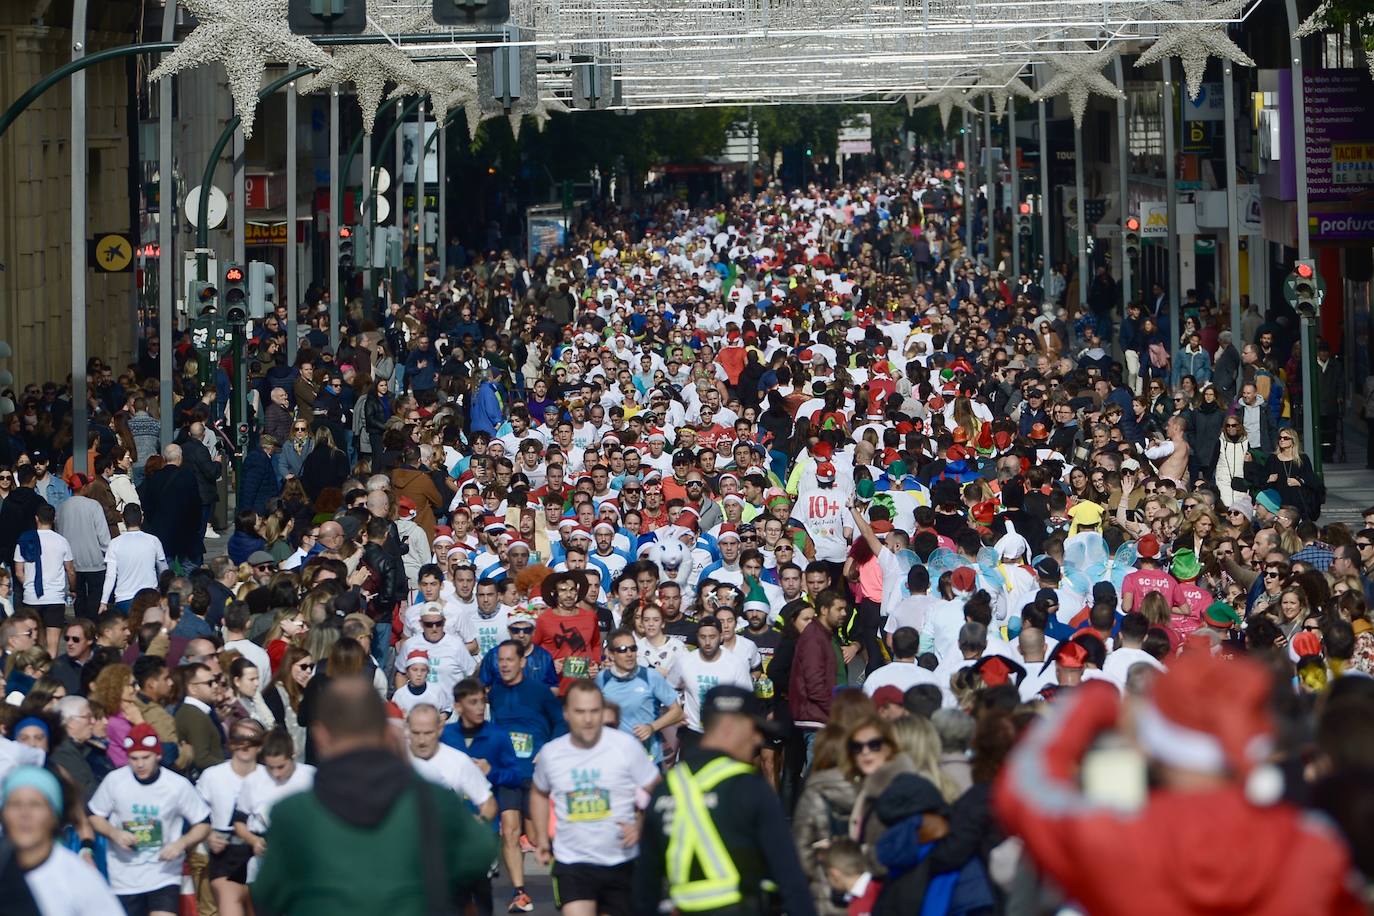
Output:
[{"xmin": 1140, "ymin": 201, "xmax": 1168, "ymax": 237}]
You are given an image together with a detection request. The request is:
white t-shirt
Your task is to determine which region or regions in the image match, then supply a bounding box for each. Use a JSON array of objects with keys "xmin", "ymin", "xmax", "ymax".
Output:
[
  {"xmin": 14, "ymin": 529, "xmax": 73, "ymax": 606},
  {"xmin": 88, "ymin": 766, "xmax": 212, "ymax": 894},
  {"xmin": 412, "ymin": 744, "xmax": 493, "ymax": 807},
  {"xmin": 884, "ymin": 594, "xmax": 943, "ymax": 639},
  {"xmin": 395, "ymin": 633, "xmax": 477, "ymax": 696},
  {"xmin": 393, "ymin": 680, "xmax": 453, "ymax": 717},
  {"xmin": 197, "ymin": 760, "xmax": 263, "ymax": 831},
  {"xmin": 794, "ymin": 488, "xmax": 854, "ymax": 562},
  {"xmin": 862, "ymin": 661, "xmax": 943, "ymax": 697},
  {"xmin": 666, "ymin": 650, "xmax": 753, "ymax": 732},
  {"xmin": 236, "ymin": 764, "xmax": 316, "ymax": 882},
  {"xmin": 532, "ymin": 728, "xmax": 659, "ymax": 866},
  {"xmin": 636, "ymin": 635, "xmax": 687, "ymax": 675},
  {"xmin": 721, "ymin": 635, "xmax": 762, "ymax": 672},
  {"xmin": 24, "ymin": 845, "xmax": 123, "ymax": 915},
  {"xmin": 1101, "ymin": 646, "xmax": 1165, "ymax": 684},
  {"xmin": 402, "ymin": 598, "xmax": 479, "ymax": 643},
  {"xmin": 464, "ymin": 606, "xmax": 511, "ymax": 658},
  {"xmin": 100, "ymin": 530, "xmax": 168, "ymax": 603}
]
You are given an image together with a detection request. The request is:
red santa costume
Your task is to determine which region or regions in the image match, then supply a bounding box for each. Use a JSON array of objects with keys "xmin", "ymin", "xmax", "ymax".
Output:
[{"xmin": 994, "ymin": 648, "xmax": 1366, "ymax": 915}]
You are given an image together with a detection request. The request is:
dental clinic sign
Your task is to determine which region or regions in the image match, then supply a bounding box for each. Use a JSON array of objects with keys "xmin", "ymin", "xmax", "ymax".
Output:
[{"xmin": 1309, "ymin": 212, "xmax": 1374, "ymax": 240}]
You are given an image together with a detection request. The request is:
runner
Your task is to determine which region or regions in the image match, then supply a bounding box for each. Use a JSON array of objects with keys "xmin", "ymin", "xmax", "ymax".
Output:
[
  {"xmin": 88, "ymin": 722, "xmax": 213, "ymax": 916},
  {"xmin": 530, "ymin": 680, "xmax": 660, "ymax": 916},
  {"xmin": 664, "ymin": 616, "xmax": 753, "ymax": 756},
  {"xmin": 232, "ymin": 729, "xmax": 316, "ymax": 882},
  {"xmin": 596, "ymin": 628, "xmax": 683, "ymax": 764}
]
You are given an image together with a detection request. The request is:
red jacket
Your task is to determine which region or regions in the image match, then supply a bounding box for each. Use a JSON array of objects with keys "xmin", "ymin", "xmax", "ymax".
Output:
[
  {"xmin": 994, "ymin": 683, "xmax": 1365, "ymax": 916},
  {"xmin": 789, "ymin": 620, "xmax": 838, "ymax": 728}
]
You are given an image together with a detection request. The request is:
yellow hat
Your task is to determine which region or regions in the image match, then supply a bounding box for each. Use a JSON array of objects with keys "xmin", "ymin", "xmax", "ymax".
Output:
[{"xmin": 1067, "ymin": 500, "xmax": 1104, "ymax": 534}]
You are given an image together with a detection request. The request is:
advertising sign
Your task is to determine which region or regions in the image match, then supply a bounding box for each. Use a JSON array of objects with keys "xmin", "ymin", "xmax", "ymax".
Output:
[{"xmin": 1140, "ymin": 200, "xmax": 1168, "ymax": 237}]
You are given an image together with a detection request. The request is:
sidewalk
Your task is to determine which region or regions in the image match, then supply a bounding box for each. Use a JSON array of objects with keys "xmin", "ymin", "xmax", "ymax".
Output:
[{"xmin": 1313, "ymin": 411, "xmax": 1372, "ymax": 528}]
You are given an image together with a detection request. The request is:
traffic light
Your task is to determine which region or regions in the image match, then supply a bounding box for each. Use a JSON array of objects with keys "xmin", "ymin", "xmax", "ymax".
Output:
[
  {"xmin": 1017, "ymin": 202, "xmax": 1032, "ymax": 236},
  {"xmin": 432, "ymin": 0, "xmax": 511, "ymax": 25},
  {"xmin": 339, "ymin": 226, "xmax": 354, "ymax": 273},
  {"xmin": 248, "ymin": 261, "xmax": 277, "ymax": 319},
  {"xmin": 1123, "ymin": 217, "xmax": 1141, "ymax": 258},
  {"xmin": 1293, "ymin": 260, "xmax": 1318, "ymax": 314},
  {"xmin": 193, "ymin": 280, "xmax": 218, "ymax": 316},
  {"xmin": 288, "ymin": 0, "xmax": 366, "ymax": 35},
  {"xmin": 222, "ymin": 263, "xmax": 247, "ymax": 322}
]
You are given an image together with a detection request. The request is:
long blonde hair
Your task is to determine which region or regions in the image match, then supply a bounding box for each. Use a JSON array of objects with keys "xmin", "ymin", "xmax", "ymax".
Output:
[{"xmin": 890, "ymin": 715, "xmax": 961, "ymax": 802}]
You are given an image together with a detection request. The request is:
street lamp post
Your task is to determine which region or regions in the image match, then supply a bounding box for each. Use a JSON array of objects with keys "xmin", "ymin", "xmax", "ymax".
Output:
[
  {"xmin": 159, "ymin": 2, "xmax": 176, "ymax": 447},
  {"xmin": 71, "ymin": 0, "xmax": 89, "ymax": 474}
]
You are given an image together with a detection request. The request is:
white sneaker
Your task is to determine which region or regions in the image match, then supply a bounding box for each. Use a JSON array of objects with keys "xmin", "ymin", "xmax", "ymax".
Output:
[{"xmin": 205, "ymin": 524, "xmax": 219, "ymax": 538}]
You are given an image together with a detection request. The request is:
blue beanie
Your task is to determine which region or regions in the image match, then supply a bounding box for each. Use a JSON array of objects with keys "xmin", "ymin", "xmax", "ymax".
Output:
[
  {"xmin": 1, "ymin": 765, "xmax": 63, "ymax": 817},
  {"xmin": 13, "ymin": 717, "xmax": 50, "ymax": 742}
]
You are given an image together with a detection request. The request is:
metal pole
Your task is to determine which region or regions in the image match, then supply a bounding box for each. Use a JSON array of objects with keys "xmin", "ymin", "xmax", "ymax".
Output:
[
  {"xmin": 417, "ymin": 101, "xmax": 426, "ymax": 273},
  {"xmin": 1074, "ymin": 121, "xmax": 1088, "ymax": 314},
  {"xmin": 1037, "ymin": 91, "xmax": 1051, "ymax": 291},
  {"xmin": 438, "ymin": 119, "xmax": 448, "ymax": 281},
  {"xmin": 962, "ymin": 110, "xmax": 972, "ymax": 262},
  {"xmin": 1163, "ymin": 58, "xmax": 1180, "ymax": 359},
  {"xmin": 394, "ymin": 99, "xmax": 404, "ymax": 277},
  {"xmin": 984, "ymin": 101, "xmax": 995, "ymax": 270},
  {"xmin": 1286, "ymin": 0, "xmax": 1310, "ymax": 261},
  {"xmin": 745, "ymin": 105, "xmax": 755, "ymax": 198},
  {"xmin": 71, "ymin": 0, "xmax": 89, "ymax": 475},
  {"xmin": 1114, "ymin": 55, "xmax": 1131, "ymax": 311},
  {"xmin": 362, "ymin": 127, "xmax": 372, "ymax": 302},
  {"xmin": 329, "ymin": 86, "xmax": 340, "ymax": 351},
  {"xmin": 158, "ymin": 2, "xmax": 175, "ymax": 447},
  {"xmin": 232, "ymin": 123, "xmax": 245, "ymax": 265},
  {"xmin": 286, "ymin": 82, "xmax": 298, "ymax": 364},
  {"xmin": 1009, "ymin": 99, "xmax": 1020, "ymax": 278},
  {"xmin": 1223, "ymin": 62, "xmax": 1241, "ymax": 337}
]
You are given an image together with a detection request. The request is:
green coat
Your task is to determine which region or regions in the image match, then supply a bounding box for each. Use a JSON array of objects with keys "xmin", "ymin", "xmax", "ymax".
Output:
[{"xmin": 251, "ymin": 757, "xmax": 497, "ymax": 916}]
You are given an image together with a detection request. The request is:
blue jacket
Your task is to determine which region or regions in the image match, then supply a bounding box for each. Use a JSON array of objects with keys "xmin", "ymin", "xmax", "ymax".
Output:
[
  {"xmin": 441, "ymin": 720, "xmax": 523, "ymax": 789},
  {"xmin": 479, "ymin": 644, "xmax": 560, "ymax": 690},
  {"xmin": 226, "ymin": 531, "xmax": 267, "ymax": 566},
  {"xmin": 486, "ymin": 675, "xmax": 566, "ymax": 781},
  {"xmin": 238, "ymin": 447, "xmax": 281, "ymax": 516},
  {"xmin": 38, "ymin": 476, "xmax": 71, "ymax": 510},
  {"xmin": 1173, "ymin": 347, "xmax": 1213, "ymax": 385},
  {"xmin": 471, "ymin": 381, "xmax": 505, "ymax": 436}
]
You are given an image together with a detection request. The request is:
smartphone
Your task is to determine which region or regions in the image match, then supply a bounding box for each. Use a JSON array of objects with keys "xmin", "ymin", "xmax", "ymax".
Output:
[{"xmin": 167, "ymin": 592, "xmax": 181, "ymax": 617}]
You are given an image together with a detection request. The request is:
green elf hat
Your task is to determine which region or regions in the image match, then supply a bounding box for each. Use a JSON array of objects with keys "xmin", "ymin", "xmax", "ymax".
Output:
[
  {"xmin": 1202, "ymin": 602, "xmax": 1240, "ymax": 630},
  {"xmin": 743, "ymin": 577, "xmax": 771, "ymax": 617},
  {"xmin": 1171, "ymin": 548, "xmax": 1201, "ymax": 582}
]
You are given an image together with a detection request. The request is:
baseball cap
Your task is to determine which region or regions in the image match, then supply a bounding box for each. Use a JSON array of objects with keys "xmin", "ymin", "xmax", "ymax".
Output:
[{"xmin": 700, "ymin": 684, "xmax": 785, "ymax": 739}]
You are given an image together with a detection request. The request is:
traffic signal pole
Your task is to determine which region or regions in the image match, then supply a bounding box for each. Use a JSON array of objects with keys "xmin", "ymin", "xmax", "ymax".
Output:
[{"xmin": 71, "ymin": 0, "xmax": 88, "ymax": 475}]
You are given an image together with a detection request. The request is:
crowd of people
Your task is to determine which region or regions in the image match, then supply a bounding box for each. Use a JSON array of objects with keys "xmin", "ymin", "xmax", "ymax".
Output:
[{"xmin": 1, "ymin": 162, "xmax": 1373, "ymax": 916}]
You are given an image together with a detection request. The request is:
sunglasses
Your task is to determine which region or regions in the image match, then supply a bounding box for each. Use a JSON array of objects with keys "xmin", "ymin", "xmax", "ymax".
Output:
[
  {"xmin": 509, "ymin": 624, "xmax": 535, "ymax": 634},
  {"xmin": 64, "ymin": 634, "xmax": 86, "ymax": 642},
  {"xmin": 1359, "ymin": 542, "xmax": 1374, "ymax": 549},
  {"xmin": 295, "ymin": 662, "xmax": 315, "ymax": 671},
  {"xmin": 422, "ymin": 620, "xmax": 446, "ymax": 628},
  {"xmin": 610, "ymin": 644, "xmax": 637, "ymax": 654},
  {"xmin": 849, "ymin": 738, "xmax": 886, "ymax": 755},
  {"xmin": 1264, "ymin": 571, "xmax": 1280, "ymax": 579}
]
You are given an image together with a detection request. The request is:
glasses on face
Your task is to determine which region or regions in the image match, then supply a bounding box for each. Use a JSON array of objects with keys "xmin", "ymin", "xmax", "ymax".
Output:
[
  {"xmin": 293, "ymin": 426, "xmax": 307, "ymax": 432},
  {"xmin": 64, "ymin": 635, "xmax": 85, "ymax": 642},
  {"xmin": 1264, "ymin": 571, "xmax": 1280, "ymax": 579},
  {"xmin": 1359, "ymin": 542, "xmax": 1374, "ymax": 550},
  {"xmin": 1184, "ymin": 502, "xmax": 1198, "ymax": 511},
  {"xmin": 1144, "ymin": 486, "xmax": 1158, "ymax": 494},
  {"xmin": 1279, "ymin": 436, "xmax": 1294, "ymax": 444},
  {"xmin": 509, "ymin": 624, "xmax": 535, "ymax": 635},
  {"xmin": 610, "ymin": 644, "xmax": 637, "ymax": 654},
  {"xmin": 192, "ymin": 676, "xmax": 225, "ymax": 688},
  {"xmin": 849, "ymin": 738, "xmax": 886, "ymax": 755},
  {"xmin": 422, "ymin": 621, "xmax": 445, "ymax": 629},
  {"xmin": 295, "ymin": 662, "xmax": 315, "ymax": 672}
]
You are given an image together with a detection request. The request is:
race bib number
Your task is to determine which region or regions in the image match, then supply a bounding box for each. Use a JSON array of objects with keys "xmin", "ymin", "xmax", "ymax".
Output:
[
  {"xmin": 563, "ymin": 656, "xmax": 590, "ymax": 679},
  {"xmin": 565, "ymin": 788, "xmax": 611, "ymax": 822},
  {"xmin": 124, "ymin": 818, "xmax": 163, "ymax": 851},
  {"xmin": 510, "ymin": 731, "xmax": 534, "ymax": 758}
]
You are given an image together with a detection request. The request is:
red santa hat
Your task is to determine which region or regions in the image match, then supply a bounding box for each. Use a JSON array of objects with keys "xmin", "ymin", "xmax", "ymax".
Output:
[
  {"xmin": 405, "ymin": 649, "xmax": 431, "ymax": 668},
  {"xmin": 1134, "ymin": 649, "xmax": 1279, "ymax": 802},
  {"xmin": 814, "ymin": 462, "xmax": 836, "ymax": 482}
]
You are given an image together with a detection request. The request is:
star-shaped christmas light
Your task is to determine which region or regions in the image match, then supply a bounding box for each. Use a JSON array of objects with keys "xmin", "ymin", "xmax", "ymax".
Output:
[
  {"xmin": 149, "ymin": 0, "xmax": 328, "ymax": 139},
  {"xmin": 973, "ymin": 63, "xmax": 1037, "ymax": 118},
  {"xmin": 392, "ymin": 63, "xmax": 479, "ymax": 128},
  {"xmin": 1135, "ymin": 0, "xmax": 1254, "ymax": 100},
  {"xmin": 915, "ymin": 83, "xmax": 980, "ymax": 131},
  {"xmin": 297, "ymin": 11, "xmax": 431, "ymax": 134},
  {"xmin": 1035, "ymin": 44, "xmax": 1125, "ymax": 128}
]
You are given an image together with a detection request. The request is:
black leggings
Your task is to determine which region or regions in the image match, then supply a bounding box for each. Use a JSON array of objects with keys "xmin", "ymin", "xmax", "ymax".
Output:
[{"xmin": 856, "ymin": 597, "xmax": 888, "ymax": 677}]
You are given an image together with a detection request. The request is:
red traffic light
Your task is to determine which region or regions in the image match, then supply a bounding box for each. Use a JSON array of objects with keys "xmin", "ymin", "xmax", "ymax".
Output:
[
  {"xmin": 339, "ymin": 226, "xmax": 352, "ymax": 239},
  {"xmin": 224, "ymin": 267, "xmax": 244, "ymax": 282},
  {"xmin": 956, "ymin": 160, "xmax": 966, "ymax": 171},
  {"xmin": 1294, "ymin": 262, "xmax": 1314, "ymax": 279},
  {"xmin": 941, "ymin": 169, "xmax": 952, "ymax": 179},
  {"xmin": 1019, "ymin": 202, "xmax": 1032, "ymax": 215},
  {"xmin": 1125, "ymin": 217, "xmax": 1140, "ymax": 232}
]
